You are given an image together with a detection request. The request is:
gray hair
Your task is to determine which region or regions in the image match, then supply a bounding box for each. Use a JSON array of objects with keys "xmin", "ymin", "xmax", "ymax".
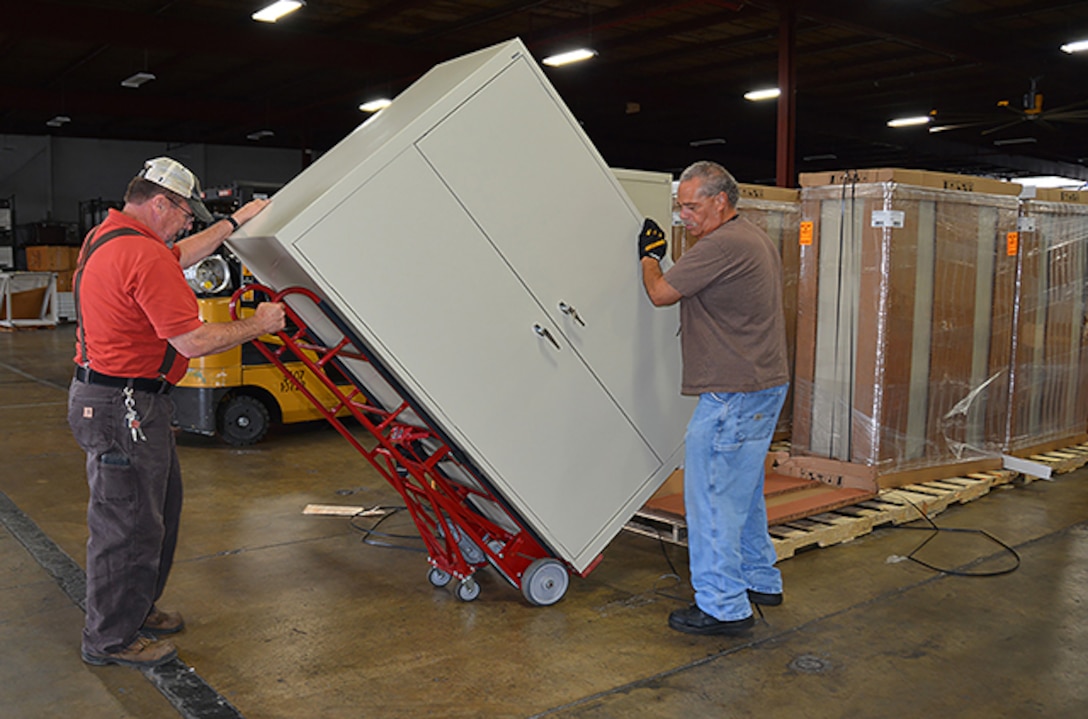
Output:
[{"xmin": 679, "ymin": 161, "xmax": 739, "ymax": 208}]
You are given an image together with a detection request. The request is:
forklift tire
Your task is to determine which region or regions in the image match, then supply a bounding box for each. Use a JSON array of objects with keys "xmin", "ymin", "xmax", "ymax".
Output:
[{"xmin": 217, "ymin": 394, "xmax": 270, "ymax": 446}]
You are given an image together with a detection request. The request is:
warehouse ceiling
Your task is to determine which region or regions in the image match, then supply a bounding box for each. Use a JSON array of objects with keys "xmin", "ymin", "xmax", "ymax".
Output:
[{"xmin": 2, "ymin": 0, "xmax": 1088, "ymax": 185}]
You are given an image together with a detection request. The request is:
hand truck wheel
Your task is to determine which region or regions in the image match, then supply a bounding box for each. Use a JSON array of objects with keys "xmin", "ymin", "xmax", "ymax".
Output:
[
  {"xmin": 455, "ymin": 577, "xmax": 481, "ymax": 602},
  {"xmin": 427, "ymin": 566, "xmax": 452, "ymax": 588},
  {"xmin": 520, "ymin": 558, "xmax": 569, "ymax": 606}
]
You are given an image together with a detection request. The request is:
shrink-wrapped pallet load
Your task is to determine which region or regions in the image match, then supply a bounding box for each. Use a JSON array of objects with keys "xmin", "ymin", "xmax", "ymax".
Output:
[
  {"xmin": 788, "ymin": 169, "xmax": 1021, "ymax": 489},
  {"xmin": 1006, "ymin": 187, "xmax": 1088, "ymax": 454}
]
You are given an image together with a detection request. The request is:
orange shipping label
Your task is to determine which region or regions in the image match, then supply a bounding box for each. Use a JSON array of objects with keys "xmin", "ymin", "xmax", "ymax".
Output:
[
  {"xmin": 1006, "ymin": 231, "xmax": 1019, "ymax": 256},
  {"xmin": 800, "ymin": 221, "xmax": 814, "ymax": 246}
]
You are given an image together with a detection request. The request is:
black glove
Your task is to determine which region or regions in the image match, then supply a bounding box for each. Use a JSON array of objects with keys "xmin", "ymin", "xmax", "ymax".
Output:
[{"xmin": 638, "ymin": 218, "xmax": 667, "ymax": 261}]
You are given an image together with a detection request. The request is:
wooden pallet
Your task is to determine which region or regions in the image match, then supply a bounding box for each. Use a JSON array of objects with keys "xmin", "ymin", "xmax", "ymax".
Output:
[
  {"xmin": 624, "ymin": 506, "xmax": 690, "ymax": 546},
  {"xmin": 1025, "ymin": 443, "xmax": 1088, "ymax": 476},
  {"xmin": 624, "ymin": 470, "xmax": 1018, "ymax": 560},
  {"xmin": 625, "ymin": 435, "xmax": 1088, "ymax": 560},
  {"xmin": 769, "ymin": 471, "xmax": 1015, "ymax": 559}
]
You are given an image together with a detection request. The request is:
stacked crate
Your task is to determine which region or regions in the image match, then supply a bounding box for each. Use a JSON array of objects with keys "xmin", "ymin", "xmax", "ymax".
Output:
[
  {"xmin": 788, "ymin": 169, "xmax": 1021, "ymax": 489},
  {"xmin": 25, "ymin": 245, "xmax": 80, "ymax": 291},
  {"xmin": 1005, "ymin": 187, "xmax": 1088, "ymax": 454}
]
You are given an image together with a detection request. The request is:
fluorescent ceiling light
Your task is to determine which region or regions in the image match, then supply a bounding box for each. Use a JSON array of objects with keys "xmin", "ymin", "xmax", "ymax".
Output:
[
  {"xmin": 121, "ymin": 71, "xmax": 156, "ymax": 88},
  {"xmin": 744, "ymin": 87, "xmax": 780, "ymax": 101},
  {"xmin": 45, "ymin": 115, "xmax": 71, "ymax": 127},
  {"xmin": 246, "ymin": 129, "xmax": 275, "ymax": 141},
  {"xmin": 803, "ymin": 153, "xmax": 838, "ymax": 161},
  {"xmin": 253, "ymin": 0, "xmax": 305, "ymax": 23},
  {"xmin": 689, "ymin": 138, "xmax": 726, "ymax": 147},
  {"xmin": 542, "ymin": 48, "xmax": 597, "ymax": 67},
  {"xmin": 887, "ymin": 115, "xmax": 931, "ymax": 128},
  {"xmin": 1060, "ymin": 39, "xmax": 1088, "ymax": 53},
  {"xmin": 359, "ymin": 98, "xmax": 392, "ymax": 113},
  {"xmin": 1017, "ymin": 175, "xmax": 1080, "ymax": 188}
]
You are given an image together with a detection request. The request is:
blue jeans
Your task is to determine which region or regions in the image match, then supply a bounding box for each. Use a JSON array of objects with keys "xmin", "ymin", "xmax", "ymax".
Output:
[{"xmin": 684, "ymin": 384, "xmax": 788, "ymax": 621}]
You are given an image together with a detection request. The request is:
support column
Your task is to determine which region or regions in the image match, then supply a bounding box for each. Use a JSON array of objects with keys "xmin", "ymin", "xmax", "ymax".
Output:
[{"xmin": 776, "ymin": 0, "xmax": 797, "ymax": 188}]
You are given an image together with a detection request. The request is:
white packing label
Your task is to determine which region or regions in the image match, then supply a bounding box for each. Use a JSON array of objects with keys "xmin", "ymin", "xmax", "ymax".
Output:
[
  {"xmin": 871, "ymin": 209, "xmax": 905, "ymax": 228},
  {"xmin": 1017, "ymin": 216, "xmax": 1037, "ymax": 232}
]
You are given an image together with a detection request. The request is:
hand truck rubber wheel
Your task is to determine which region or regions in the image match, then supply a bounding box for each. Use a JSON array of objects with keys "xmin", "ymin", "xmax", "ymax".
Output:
[{"xmin": 521, "ymin": 558, "xmax": 569, "ymax": 606}]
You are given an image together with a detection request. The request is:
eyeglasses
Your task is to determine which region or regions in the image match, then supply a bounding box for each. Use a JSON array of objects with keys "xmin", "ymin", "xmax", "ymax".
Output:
[{"xmin": 164, "ymin": 195, "xmax": 194, "ymax": 222}]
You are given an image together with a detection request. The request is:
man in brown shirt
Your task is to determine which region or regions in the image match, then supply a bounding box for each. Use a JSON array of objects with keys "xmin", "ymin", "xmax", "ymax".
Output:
[{"xmin": 639, "ymin": 160, "xmax": 789, "ymax": 635}]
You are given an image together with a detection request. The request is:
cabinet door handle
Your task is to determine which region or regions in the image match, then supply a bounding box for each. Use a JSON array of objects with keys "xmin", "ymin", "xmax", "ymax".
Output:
[
  {"xmin": 533, "ymin": 323, "xmax": 561, "ymax": 350},
  {"xmin": 558, "ymin": 301, "xmax": 585, "ymax": 327}
]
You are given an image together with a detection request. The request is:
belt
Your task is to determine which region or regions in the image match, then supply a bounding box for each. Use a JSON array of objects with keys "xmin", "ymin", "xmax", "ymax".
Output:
[{"xmin": 74, "ymin": 366, "xmax": 174, "ymax": 395}]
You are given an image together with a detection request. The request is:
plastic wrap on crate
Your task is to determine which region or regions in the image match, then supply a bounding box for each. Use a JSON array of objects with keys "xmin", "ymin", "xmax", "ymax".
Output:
[
  {"xmin": 739, "ymin": 192, "xmax": 801, "ymax": 440},
  {"xmin": 1005, "ymin": 189, "xmax": 1088, "ymax": 453},
  {"xmin": 792, "ymin": 178, "xmax": 1020, "ymax": 481}
]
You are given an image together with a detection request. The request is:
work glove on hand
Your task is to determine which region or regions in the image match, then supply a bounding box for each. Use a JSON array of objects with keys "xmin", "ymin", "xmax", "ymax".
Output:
[{"xmin": 638, "ymin": 218, "xmax": 667, "ymax": 261}]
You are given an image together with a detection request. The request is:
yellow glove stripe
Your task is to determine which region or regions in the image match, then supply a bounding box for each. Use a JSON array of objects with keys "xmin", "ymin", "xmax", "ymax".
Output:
[{"xmin": 643, "ymin": 239, "xmax": 666, "ymax": 252}]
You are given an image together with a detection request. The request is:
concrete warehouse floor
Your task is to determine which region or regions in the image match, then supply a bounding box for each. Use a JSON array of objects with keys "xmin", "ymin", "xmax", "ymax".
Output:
[{"xmin": 2, "ymin": 323, "xmax": 1087, "ymax": 719}]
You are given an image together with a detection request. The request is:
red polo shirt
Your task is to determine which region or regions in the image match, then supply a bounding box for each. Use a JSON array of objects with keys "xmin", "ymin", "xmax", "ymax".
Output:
[{"xmin": 73, "ymin": 209, "xmax": 203, "ymax": 383}]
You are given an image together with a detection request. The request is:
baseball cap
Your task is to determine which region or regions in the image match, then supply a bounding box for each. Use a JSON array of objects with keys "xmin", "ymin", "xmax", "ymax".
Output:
[{"xmin": 139, "ymin": 157, "xmax": 213, "ymax": 223}]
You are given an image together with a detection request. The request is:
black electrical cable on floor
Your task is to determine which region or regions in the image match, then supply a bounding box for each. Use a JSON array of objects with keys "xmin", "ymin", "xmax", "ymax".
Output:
[
  {"xmin": 651, "ymin": 527, "xmax": 774, "ymax": 625},
  {"xmin": 888, "ymin": 495, "xmax": 1021, "ymax": 577},
  {"xmin": 650, "ymin": 529, "xmax": 688, "ymax": 602},
  {"xmin": 348, "ymin": 506, "xmax": 428, "ymax": 553}
]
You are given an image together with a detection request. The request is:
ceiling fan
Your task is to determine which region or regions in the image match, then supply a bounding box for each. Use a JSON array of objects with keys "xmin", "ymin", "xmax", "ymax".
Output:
[{"xmin": 929, "ymin": 77, "xmax": 1088, "ymax": 136}]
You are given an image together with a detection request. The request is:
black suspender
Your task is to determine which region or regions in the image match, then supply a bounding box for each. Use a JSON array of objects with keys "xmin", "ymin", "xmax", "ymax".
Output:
[{"xmin": 74, "ymin": 226, "xmax": 179, "ymax": 379}]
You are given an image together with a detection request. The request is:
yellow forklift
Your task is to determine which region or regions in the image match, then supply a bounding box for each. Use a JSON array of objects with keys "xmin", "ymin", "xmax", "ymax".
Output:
[{"xmin": 171, "ymin": 182, "xmax": 354, "ymax": 445}]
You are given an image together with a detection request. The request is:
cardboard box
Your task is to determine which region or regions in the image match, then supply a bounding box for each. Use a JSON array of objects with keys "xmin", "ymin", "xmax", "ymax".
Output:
[
  {"xmin": 1032, "ymin": 187, "xmax": 1088, "ymax": 204},
  {"xmin": 25, "ymin": 245, "xmax": 80, "ymax": 271},
  {"xmin": 799, "ymin": 168, "xmax": 1021, "ymax": 196},
  {"xmin": 738, "ymin": 183, "xmax": 800, "ymax": 203}
]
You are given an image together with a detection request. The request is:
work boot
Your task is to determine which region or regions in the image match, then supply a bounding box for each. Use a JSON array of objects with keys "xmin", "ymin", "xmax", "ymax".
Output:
[
  {"xmin": 747, "ymin": 589, "xmax": 783, "ymax": 606},
  {"xmin": 142, "ymin": 606, "xmax": 185, "ymax": 635},
  {"xmin": 82, "ymin": 635, "xmax": 177, "ymax": 668},
  {"xmin": 668, "ymin": 604, "xmax": 755, "ymax": 636}
]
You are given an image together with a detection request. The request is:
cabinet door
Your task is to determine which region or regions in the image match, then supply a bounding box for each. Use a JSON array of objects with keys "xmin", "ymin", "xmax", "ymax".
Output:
[
  {"xmin": 416, "ymin": 58, "xmax": 691, "ymax": 460},
  {"xmin": 291, "ymin": 148, "xmax": 660, "ymax": 570}
]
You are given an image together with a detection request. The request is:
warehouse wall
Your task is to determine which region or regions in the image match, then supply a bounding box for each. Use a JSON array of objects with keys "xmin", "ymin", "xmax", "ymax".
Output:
[{"xmin": 0, "ymin": 134, "xmax": 309, "ymax": 225}]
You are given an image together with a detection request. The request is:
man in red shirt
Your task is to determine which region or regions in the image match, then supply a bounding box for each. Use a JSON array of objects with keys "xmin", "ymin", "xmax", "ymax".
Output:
[{"xmin": 68, "ymin": 157, "xmax": 286, "ymax": 667}]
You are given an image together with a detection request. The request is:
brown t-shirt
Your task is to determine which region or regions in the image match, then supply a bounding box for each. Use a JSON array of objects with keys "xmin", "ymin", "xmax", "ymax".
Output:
[{"xmin": 663, "ymin": 215, "xmax": 789, "ymax": 395}]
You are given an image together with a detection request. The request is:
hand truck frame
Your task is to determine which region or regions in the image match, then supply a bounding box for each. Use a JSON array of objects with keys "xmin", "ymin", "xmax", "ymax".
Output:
[{"xmin": 232, "ymin": 284, "xmax": 581, "ymax": 605}]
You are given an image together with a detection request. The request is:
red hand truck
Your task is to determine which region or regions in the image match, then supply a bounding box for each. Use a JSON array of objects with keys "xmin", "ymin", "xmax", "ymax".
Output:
[{"xmin": 231, "ymin": 284, "xmax": 579, "ymax": 605}]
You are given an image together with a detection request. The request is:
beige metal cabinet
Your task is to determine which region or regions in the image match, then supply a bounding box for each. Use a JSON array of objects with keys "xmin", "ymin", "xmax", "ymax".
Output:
[{"xmin": 231, "ymin": 38, "xmax": 692, "ymax": 572}]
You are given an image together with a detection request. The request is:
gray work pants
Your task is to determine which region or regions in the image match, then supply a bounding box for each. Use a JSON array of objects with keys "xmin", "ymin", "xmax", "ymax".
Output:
[{"xmin": 68, "ymin": 378, "xmax": 182, "ymax": 654}]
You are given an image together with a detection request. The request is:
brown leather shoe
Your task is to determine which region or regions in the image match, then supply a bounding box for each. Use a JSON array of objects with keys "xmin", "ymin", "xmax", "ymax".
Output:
[
  {"xmin": 82, "ymin": 635, "xmax": 177, "ymax": 668},
  {"xmin": 142, "ymin": 607, "xmax": 185, "ymax": 635}
]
